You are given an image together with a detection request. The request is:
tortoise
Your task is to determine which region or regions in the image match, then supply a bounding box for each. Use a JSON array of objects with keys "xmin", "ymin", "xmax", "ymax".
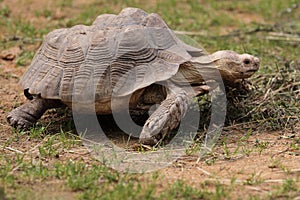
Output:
[{"xmin": 7, "ymin": 8, "xmax": 260, "ymax": 144}]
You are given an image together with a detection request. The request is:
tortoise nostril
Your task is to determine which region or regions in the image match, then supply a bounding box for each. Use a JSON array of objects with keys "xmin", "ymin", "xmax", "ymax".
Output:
[
  {"xmin": 254, "ymin": 59, "xmax": 260, "ymax": 68},
  {"xmin": 254, "ymin": 58, "xmax": 260, "ymax": 66}
]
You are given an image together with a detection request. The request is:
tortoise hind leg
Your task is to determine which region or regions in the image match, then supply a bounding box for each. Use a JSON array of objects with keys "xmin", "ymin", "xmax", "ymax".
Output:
[
  {"xmin": 7, "ymin": 98, "xmax": 62, "ymax": 130},
  {"xmin": 139, "ymin": 87, "xmax": 189, "ymax": 145}
]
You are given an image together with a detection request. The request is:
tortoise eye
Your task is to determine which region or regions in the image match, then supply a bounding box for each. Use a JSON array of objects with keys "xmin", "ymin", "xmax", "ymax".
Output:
[{"xmin": 243, "ymin": 59, "xmax": 250, "ymax": 65}]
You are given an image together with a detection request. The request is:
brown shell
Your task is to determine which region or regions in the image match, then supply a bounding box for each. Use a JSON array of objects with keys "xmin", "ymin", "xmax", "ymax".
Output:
[{"xmin": 20, "ymin": 7, "xmax": 204, "ymax": 103}]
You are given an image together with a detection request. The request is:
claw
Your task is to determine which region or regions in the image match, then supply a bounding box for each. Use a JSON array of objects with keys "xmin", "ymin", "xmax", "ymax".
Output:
[
  {"xmin": 7, "ymin": 111, "xmax": 33, "ymax": 131},
  {"xmin": 139, "ymin": 84, "xmax": 189, "ymax": 145},
  {"xmin": 139, "ymin": 135, "xmax": 159, "ymax": 145}
]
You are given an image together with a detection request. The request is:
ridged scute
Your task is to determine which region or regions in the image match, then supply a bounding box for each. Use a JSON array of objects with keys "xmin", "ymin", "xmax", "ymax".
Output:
[{"xmin": 20, "ymin": 7, "xmax": 204, "ymax": 102}]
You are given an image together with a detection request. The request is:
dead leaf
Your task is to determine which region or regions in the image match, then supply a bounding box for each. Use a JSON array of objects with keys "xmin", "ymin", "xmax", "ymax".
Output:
[{"xmin": 1, "ymin": 46, "xmax": 22, "ymax": 61}]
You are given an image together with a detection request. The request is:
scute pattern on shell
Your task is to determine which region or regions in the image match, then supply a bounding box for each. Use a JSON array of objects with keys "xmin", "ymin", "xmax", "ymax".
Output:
[{"xmin": 20, "ymin": 7, "xmax": 204, "ymax": 102}]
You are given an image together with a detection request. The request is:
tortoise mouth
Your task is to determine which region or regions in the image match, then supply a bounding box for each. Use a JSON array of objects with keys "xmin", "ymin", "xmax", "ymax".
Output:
[
  {"xmin": 238, "ymin": 69, "xmax": 259, "ymax": 79},
  {"xmin": 190, "ymin": 82, "xmax": 206, "ymax": 86},
  {"xmin": 245, "ymin": 69, "xmax": 258, "ymax": 76}
]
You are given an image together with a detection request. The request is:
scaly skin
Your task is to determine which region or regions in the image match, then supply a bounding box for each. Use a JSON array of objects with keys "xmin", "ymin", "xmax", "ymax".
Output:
[
  {"xmin": 139, "ymin": 83, "xmax": 189, "ymax": 145},
  {"xmin": 7, "ymin": 98, "xmax": 62, "ymax": 130}
]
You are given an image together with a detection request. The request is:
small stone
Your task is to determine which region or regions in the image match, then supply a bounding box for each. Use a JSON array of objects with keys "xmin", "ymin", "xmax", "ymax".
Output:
[{"xmin": 0, "ymin": 46, "xmax": 22, "ymax": 61}]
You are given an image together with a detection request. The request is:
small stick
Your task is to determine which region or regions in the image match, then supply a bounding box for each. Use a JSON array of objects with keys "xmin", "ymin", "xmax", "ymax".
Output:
[
  {"xmin": 197, "ymin": 167, "xmax": 211, "ymax": 176},
  {"xmin": 273, "ymin": 82, "xmax": 300, "ymax": 93},
  {"xmin": 272, "ymin": 147, "xmax": 290, "ymax": 158},
  {"xmin": 266, "ymin": 32, "xmax": 300, "ymax": 42},
  {"xmin": 1, "ymin": 145, "xmax": 24, "ymax": 154}
]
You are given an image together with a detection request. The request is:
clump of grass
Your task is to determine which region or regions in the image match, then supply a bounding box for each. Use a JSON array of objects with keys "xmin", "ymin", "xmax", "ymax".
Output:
[
  {"xmin": 35, "ymin": 9, "xmax": 53, "ymax": 18},
  {"xmin": 229, "ymin": 59, "xmax": 299, "ymax": 132},
  {"xmin": 0, "ymin": 5, "xmax": 10, "ymax": 17},
  {"xmin": 269, "ymin": 179, "xmax": 300, "ymax": 199},
  {"xmin": 244, "ymin": 171, "xmax": 264, "ymax": 185},
  {"xmin": 159, "ymin": 180, "xmax": 217, "ymax": 200},
  {"xmin": 56, "ymin": 0, "xmax": 73, "ymax": 8},
  {"xmin": 16, "ymin": 50, "xmax": 35, "ymax": 66}
]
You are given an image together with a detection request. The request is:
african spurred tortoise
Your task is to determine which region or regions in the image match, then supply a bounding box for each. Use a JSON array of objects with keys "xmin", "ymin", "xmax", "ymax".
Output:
[{"xmin": 7, "ymin": 8, "xmax": 260, "ymax": 144}]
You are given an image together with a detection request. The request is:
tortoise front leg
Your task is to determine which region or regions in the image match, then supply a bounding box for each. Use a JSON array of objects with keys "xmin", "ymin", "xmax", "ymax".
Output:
[
  {"xmin": 139, "ymin": 87, "xmax": 189, "ymax": 145},
  {"xmin": 7, "ymin": 98, "xmax": 62, "ymax": 130}
]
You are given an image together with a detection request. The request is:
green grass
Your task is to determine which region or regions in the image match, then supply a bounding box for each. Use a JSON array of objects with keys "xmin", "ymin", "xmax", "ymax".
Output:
[{"xmin": 0, "ymin": 0, "xmax": 299, "ymax": 199}]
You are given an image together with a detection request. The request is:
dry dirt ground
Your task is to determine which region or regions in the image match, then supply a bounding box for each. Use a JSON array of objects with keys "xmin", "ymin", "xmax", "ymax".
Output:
[{"xmin": 0, "ymin": 0, "xmax": 300, "ymax": 199}]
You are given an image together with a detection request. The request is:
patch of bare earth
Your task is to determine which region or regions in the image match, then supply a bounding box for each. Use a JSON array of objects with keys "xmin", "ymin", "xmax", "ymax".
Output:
[{"xmin": 160, "ymin": 131, "xmax": 300, "ymax": 199}]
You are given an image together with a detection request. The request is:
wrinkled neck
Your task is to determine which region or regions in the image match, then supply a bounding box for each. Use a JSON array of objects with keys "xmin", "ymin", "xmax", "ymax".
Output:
[
  {"xmin": 190, "ymin": 53, "xmax": 239, "ymax": 82},
  {"xmin": 171, "ymin": 60, "xmax": 218, "ymax": 85}
]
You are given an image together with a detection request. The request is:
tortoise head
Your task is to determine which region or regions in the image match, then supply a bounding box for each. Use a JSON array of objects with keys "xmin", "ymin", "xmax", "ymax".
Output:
[{"xmin": 210, "ymin": 50, "xmax": 260, "ymax": 80}]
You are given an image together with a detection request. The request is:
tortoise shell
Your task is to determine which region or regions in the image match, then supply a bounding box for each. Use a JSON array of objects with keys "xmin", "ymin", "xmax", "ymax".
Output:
[{"xmin": 20, "ymin": 7, "xmax": 204, "ymax": 105}]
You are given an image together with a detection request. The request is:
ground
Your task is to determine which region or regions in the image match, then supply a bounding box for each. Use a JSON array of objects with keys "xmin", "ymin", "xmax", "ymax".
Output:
[{"xmin": 0, "ymin": 0, "xmax": 300, "ymax": 199}]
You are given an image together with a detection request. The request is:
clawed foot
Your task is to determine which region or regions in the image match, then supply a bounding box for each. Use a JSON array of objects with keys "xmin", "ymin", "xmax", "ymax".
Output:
[
  {"xmin": 139, "ymin": 131, "xmax": 162, "ymax": 145},
  {"xmin": 7, "ymin": 108, "xmax": 36, "ymax": 130},
  {"xmin": 6, "ymin": 98, "xmax": 60, "ymax": 131},
  {"xmin": 139, "ymin": 87, "xmax": 189, "ymax": 145}
]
